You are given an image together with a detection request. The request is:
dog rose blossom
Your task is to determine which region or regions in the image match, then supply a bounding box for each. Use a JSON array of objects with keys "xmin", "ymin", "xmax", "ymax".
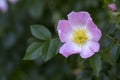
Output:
[
  {"xmin": 108, "ymin": 3, "xmax": 117, "ymax": 11},
  {"xmin": 57, "ymin": 11, "xmax": 102, "ymax": 58}
]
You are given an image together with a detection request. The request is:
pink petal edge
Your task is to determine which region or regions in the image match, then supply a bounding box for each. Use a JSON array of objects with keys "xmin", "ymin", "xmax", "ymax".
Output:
[
  {"xmin": 57, "ymin": 20, "xmax": 73, "ymax": 42},
  {"xmin": 67, "ymin": 11, "xmax": 91, "ymax": 27},
  {"xmin": 59, "ymin": 42, "xmax": 81, "ymax": 57},
  {"xmin": 80, "ymin": 41, "xmax": 100, "ymax": 58},
  {"xmin": 86, "ymin": 18, "xmax": 102, "ymax": 41}
]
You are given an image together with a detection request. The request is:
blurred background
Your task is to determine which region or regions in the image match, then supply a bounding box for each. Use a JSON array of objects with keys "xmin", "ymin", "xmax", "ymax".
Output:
[{"xmin": 0, "ymin": 0, "xmax": 120, "ymax": 80}]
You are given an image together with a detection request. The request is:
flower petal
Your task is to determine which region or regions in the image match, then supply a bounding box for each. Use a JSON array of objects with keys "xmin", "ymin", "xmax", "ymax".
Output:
[
  {"xmin": 86, "ymin": 18, "xmax": 102, "ymax": 41},
  {"xmin": 80, "ymin": 41, "xmax": 100, "ymax": 58},
  {"xmin": 67, "ymin": 11, "xmax": 91, "ymax": 27},
  {"xmin": 59, "ymin": 42, "xmax": 81, "ymax": 57},
  {"xmin": 108, "ymin": 3, "xmax": 117, "ymax": 11},
  {"xmin": 0, "ymin": 0, "xmax": 8, "ymax": 13},
  {"xmin": 57, "ymin": 20, "xmax": 73, "ymax": 42}
]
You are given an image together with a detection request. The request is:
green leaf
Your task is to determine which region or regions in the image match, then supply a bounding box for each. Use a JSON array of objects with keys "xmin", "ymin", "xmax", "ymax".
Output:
[
  {"xmin": 114, "ymin": 30, "xmax": 120, "ymax": 39},
  {"xmin": 110, "ymin": 44, "xmax": 119, "ymax": 63},
  {"xmin": 41, "ymin": 38, "xmax": 61, "ymax": 62},
  {"xmin": 23, "ymin": 42, "xmax": 42, "ymax": 60},
  {"xmin": 77, "ymin": 70, "xmax": 92, "ymax": 80},
  {"xmin": 107, "ymin": 24, "xmax": 116, "ymax": 34},
  {"xmin": 23, "ymin": 38, "xmax": 61, "ymax": 61},
  {"xmin": 101, "ymin": 37, "xmax": 112, "ymax": 49},
  {"xmin": 89, "ymin": 54, "xmax": 102, "ymax": 77},
  {"xmin": 116, "ymin": 0, "xmax": 120, "ymax": 11},
  {"xmin": 31, "ymin": 25, "xmax": 51, "ymax": 40},
  {"xmin": 100, "ymin": 73, "xmax": 109, "ymax": 80}
]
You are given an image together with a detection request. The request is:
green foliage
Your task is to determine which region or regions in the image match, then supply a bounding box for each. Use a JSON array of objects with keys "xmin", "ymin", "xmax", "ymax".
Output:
[
  {"xmin": 89, "ymin": 54, "xmax": 102, "ymax": 77},
  {"xmin": 28, "ymin": 0, "xmax": 44, "ymax": 19},
  {"xmin": 40, "ymin": 38, "xmax": 61, "ymax": 61},
  {"xmin": 110, "ymin": 44, "xmax": 119, "ymax": 63},
  {"xmin": 0, "ymin": 0, "xmax": 120, "ymax": 80},
  {"xmin": 24, "ymin": 25, "xmax": 61, "ymax": 62},
  {"xmin": 23, "ymin": 42, "xmax": 43, "ymax": 60},
  {"xmin": 31, "ymin": 25, "xmax": 52, "ymax": 40},
  {"xmin": 116, "ymin": 0, "xmax": 120, "ymax": 11}
]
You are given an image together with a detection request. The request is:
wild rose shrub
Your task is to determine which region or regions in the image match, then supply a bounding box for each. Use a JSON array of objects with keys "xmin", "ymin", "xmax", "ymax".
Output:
[{"xmin": 0, "ymin": 0, "xmax": 120, "ymax": 80}]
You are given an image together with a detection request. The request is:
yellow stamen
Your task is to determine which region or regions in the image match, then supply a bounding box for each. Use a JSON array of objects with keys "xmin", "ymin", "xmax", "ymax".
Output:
[{"xmin": 72, "ymin": 29, "xmax": 88, "ymax": 46}]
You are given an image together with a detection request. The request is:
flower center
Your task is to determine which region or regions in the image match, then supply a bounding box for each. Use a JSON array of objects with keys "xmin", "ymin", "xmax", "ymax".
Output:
[{"xmin": 72, "ymin": 29, "xmax": 88, "ymax": 45}]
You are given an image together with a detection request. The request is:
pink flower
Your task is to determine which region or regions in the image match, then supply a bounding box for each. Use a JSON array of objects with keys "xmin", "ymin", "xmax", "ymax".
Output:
[
  {"xmin": 8, "ymin": 0, "xmax": 18, "ymax": 4},
  {"xmin": 57, "ymin": 11, "xmax": 102, "ymax": 58},
  {"xmin": 0, "ymin": 0, "xmax": 18, "ymax": 13},
  {"xmin": 108, "ymin": 3, "xmax": 117, "ymax": 11},
  {"xmin": 0, "ymin": 0, "xmax": 8, "ymax": 13}
]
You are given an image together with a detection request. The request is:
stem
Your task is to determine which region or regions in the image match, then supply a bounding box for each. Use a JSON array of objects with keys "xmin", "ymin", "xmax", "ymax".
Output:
[{"xmin": 105, "ymin": 34, "xmax": 120, "ymax": 46}]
